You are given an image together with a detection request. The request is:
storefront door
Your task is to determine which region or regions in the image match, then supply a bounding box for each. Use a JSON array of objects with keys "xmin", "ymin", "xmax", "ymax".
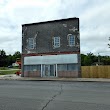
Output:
[{"xmin": 44, "ymin": 65, "xmax": 55, "ymax": 77}]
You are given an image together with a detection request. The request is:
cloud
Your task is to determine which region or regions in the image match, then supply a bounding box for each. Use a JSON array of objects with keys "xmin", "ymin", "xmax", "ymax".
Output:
[
  {"xmin": 0, "ymin": 0, "xmax": 110, "ymax": 55},
  {"xmin": 79, "ymin": 0, "xmax": 110, "ymax": 55}
]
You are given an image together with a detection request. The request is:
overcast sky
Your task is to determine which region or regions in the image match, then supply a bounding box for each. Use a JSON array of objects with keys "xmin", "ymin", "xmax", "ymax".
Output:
[{"xmin": 0, "ymin": 0, "xmax": 110, "ymax": 55}]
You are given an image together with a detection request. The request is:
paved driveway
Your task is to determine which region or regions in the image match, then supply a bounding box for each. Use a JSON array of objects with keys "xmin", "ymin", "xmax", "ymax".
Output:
[{"xmin": 0, "ymin": 80, "xmax": 110, "ymax": 110}]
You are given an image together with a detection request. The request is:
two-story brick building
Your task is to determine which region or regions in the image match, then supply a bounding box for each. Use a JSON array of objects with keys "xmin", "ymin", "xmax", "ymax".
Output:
[{"xmin": 21, "ymin": 17, "xmax": 81, "ymax": 78}]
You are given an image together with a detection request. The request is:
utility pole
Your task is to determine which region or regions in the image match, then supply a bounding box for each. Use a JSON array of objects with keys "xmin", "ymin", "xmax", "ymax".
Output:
[
  {"xmin": 98, "ymin": 53, "xmax": 100, "ymax": 65},
  {"xmin": 108, "ymin": 37, "xmax": 110, "ymax": 48}
]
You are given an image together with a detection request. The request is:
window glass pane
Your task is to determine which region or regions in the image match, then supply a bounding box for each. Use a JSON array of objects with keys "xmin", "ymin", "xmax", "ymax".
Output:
[
  {"xmin": 50, "ymin": 65, "xmax": 54, "ymax": 76},
  {"xmin": 28, "ymin": 38, "xmax": 34, "ymax": 49},
  {"xmin": 67, "ymin": 64, "xmax": 78, "ymax": 71},
  {"xmin": 24, "ymin": 65, "xmax": 41, "ymax": 72},
  {"xmin": 54, "ymin": 37, "xmax": 60, "ymax": 47},
  {"xmin": 24, "ymin": 65, "xmax": 30, "ymax": 72},
  {"xmin": 37, "ymin": 65, "xmax": 41, "ymax": 71},
  {"xmin": 57, "ymin": 64, "xmax": 67, "ymax": 71},
  {"xmin": 68, "ymin": 34, "xmax": 75, "ymax": 46}
]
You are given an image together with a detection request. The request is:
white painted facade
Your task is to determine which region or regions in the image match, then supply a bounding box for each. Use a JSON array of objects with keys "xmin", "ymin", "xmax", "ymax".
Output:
[{"xmin": 24, "ymin": 54, "xmax": 78, "ymax": 65}]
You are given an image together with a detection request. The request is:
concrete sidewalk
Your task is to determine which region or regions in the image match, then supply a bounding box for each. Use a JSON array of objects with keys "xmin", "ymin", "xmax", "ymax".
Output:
[{"xmin": 0, "ymin": 74, "xmax": 110, "ymax": 82}]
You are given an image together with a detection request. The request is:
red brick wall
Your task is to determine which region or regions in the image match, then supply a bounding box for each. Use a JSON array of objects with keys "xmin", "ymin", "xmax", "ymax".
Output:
[
  {"xmin": 24, "ymin": 71, "xmax": 41, "ymax": 77},
  {"xmin": 58, "ymin": 71, "xmax": 79, "ymax": 78},
  {"xmin": 24, "ymin": 71, "xmax": 79, "ymax": 78}
]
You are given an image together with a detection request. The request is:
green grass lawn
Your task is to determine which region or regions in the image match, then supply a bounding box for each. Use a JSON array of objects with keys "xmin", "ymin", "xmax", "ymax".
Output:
[
  {"xmin": 0, "ymin": 67, "xmax": 19, "ymax": 70},
  {"xmin": 0, "ymin": 69, "xmax": 20, "ymax": 75},
  {"xmin": 0, "ymin": 67, "xmax": 9, "ymax": 70}
]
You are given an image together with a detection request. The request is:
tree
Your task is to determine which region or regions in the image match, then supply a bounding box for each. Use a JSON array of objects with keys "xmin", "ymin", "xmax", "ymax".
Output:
[
  {"xmin": 81, "ymin": 54, "xmax": 86, "ymax": 66},
  {"xmin": 83, "ymin": 56, "xmax": 92, "ymax": 66},
  {"xmin": 81, "ymin": 53, "xmax": 98, "ymax": 66},
  {"xmin": 12, "ymin": 51, "xmax": 21, "ymax": 62},
  {"xmin": 0, "ymin": 50, "xmax": 7, "ymax": 67},
  {"xmin": 13, "ymin": 51, "xmax": 21, "ymax": 59},
  {"xmin": 6, "ymin": 54, "xmax": 13, "ymax": 66},
  {"xmin": 101, "ymin": 56, "xmax": 110, "ymax": 65},
  {"xmin": 0, "ymin": 50, "xmax": 21, "ymax": 67}
]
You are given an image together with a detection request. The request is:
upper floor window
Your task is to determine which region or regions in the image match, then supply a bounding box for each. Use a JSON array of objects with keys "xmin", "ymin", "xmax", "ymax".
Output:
[
  {"xmin": 28, "ymin": 38, "xmax": 34, "ymax": 49},
  {"xmin": 68, "ymin": 34, "xmax": 75, "ymax": 46},
  {"xmin": 53, "ymin": 37, "xmax": 60, "ymax": 48}
]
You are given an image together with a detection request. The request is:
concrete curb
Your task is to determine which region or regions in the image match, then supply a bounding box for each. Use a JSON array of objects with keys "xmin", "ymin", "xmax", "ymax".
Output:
[{"xmin": 0, "ymin": 75, "xmax": 110, "ymax": 82}]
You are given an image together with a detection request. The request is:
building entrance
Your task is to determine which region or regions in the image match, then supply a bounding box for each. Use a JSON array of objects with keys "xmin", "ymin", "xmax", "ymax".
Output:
[{"xmin": 44, "ymin": 65, "xmax": 55, "ymax": 77}]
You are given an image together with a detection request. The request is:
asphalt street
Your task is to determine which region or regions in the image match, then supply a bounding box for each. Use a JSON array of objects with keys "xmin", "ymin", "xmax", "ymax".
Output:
[{"xmin": 0, "ymin": 80, "xmax": 110, "ymax": 110}]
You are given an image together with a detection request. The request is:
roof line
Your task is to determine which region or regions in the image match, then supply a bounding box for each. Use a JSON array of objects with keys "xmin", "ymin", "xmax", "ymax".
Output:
[{"xmin": 22, "ymin": 17, "xmax": 79, "ymax": 26}]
